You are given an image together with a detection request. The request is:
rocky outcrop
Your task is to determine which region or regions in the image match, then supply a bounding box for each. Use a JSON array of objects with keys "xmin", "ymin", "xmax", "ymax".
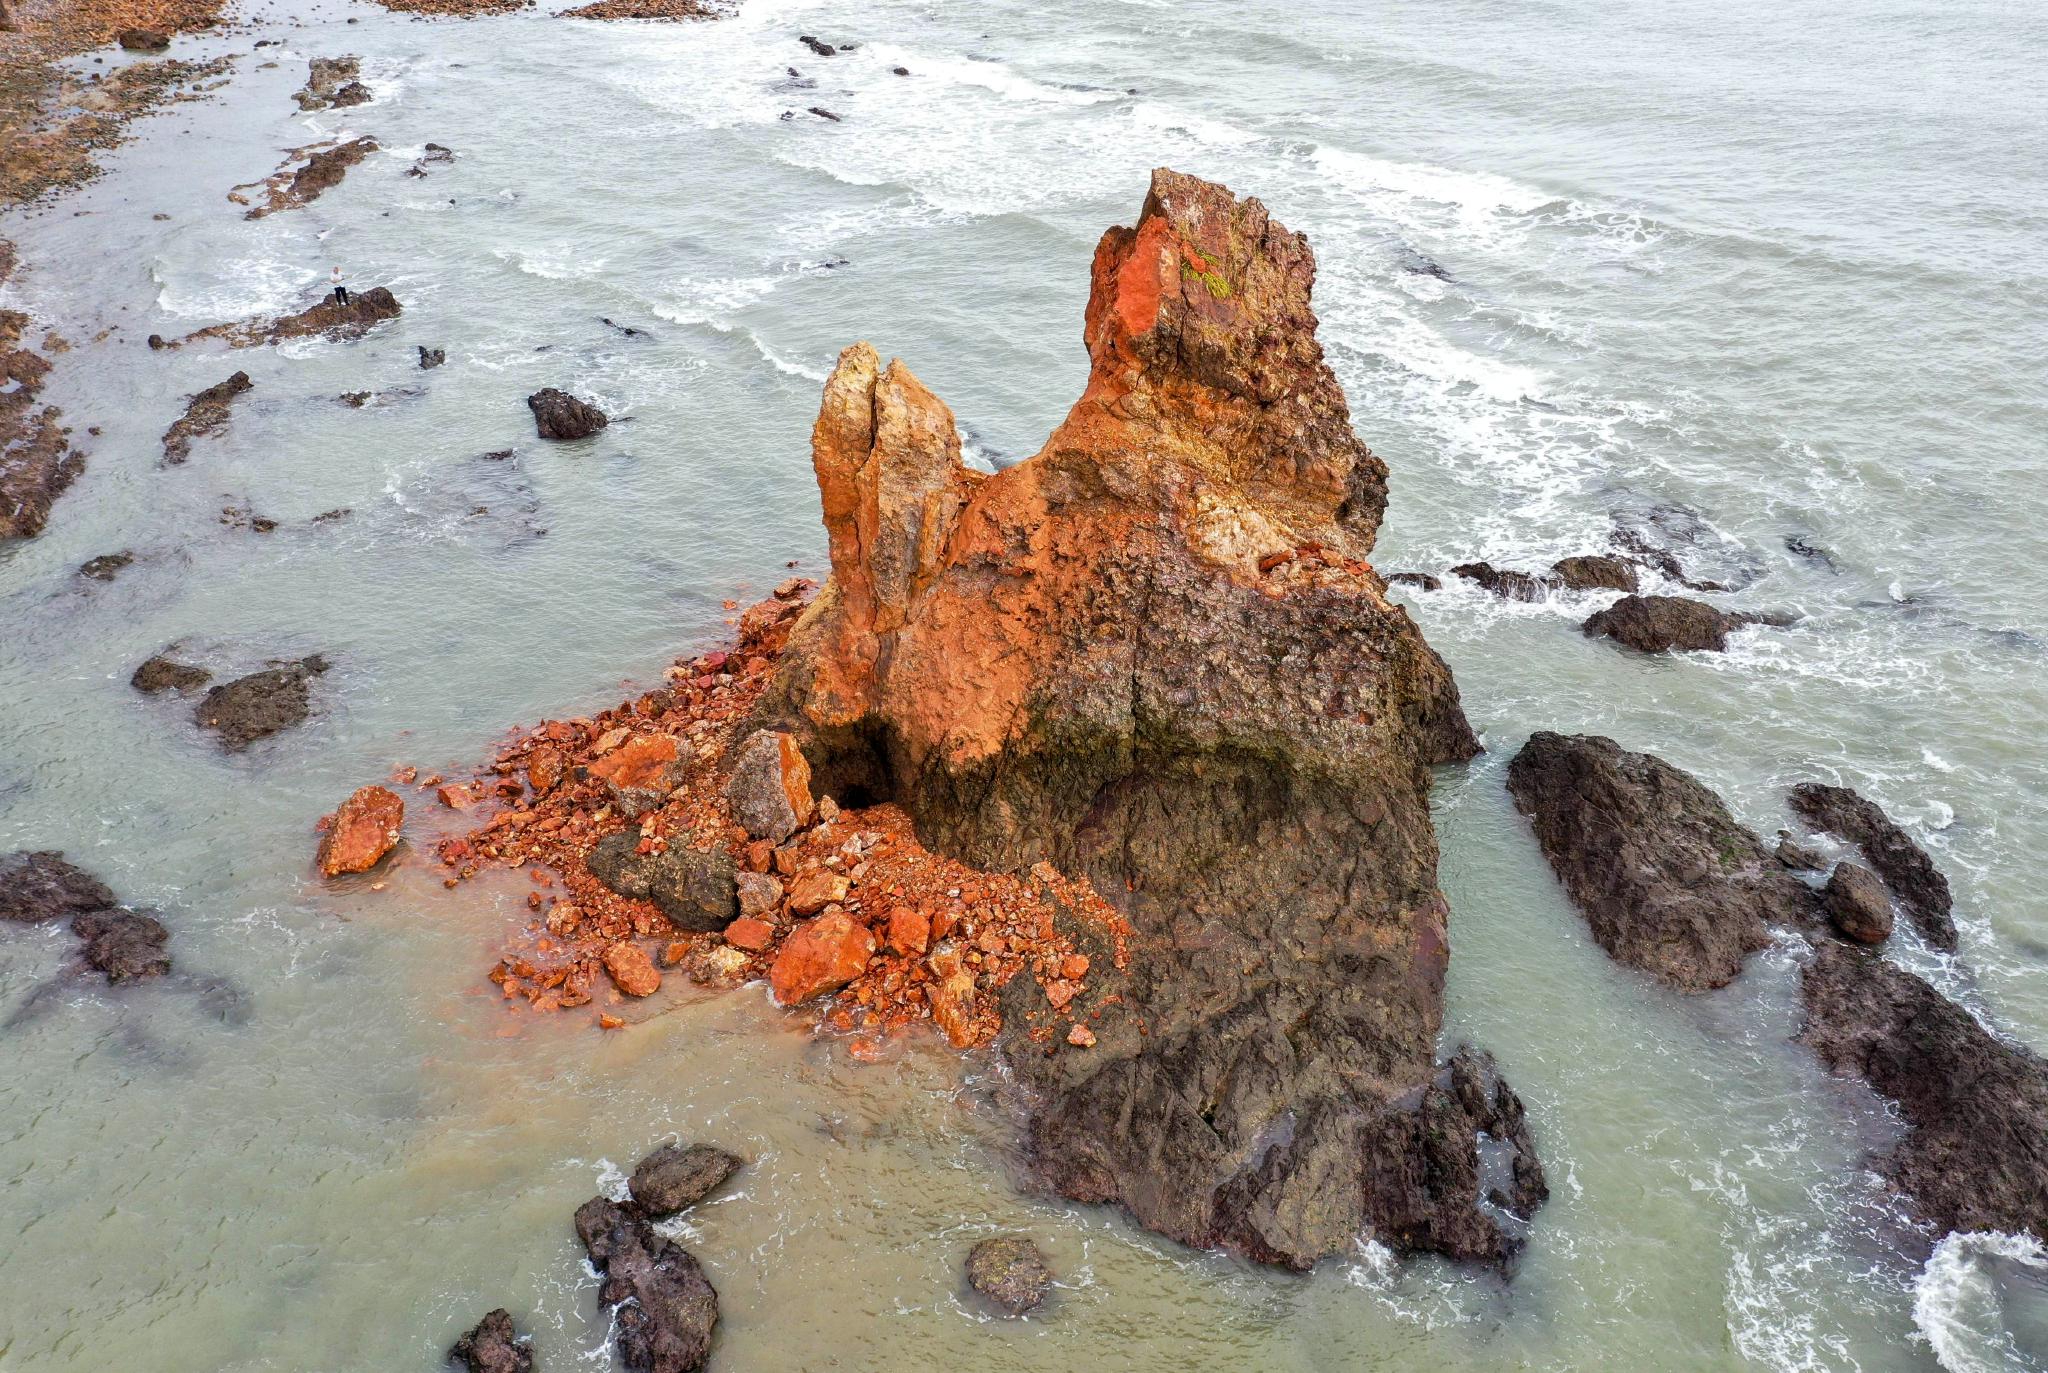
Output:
[
  {"xmin": 1, "ymin": 306, "xmax": 84, "ymax": 539},
  {"xmin": 1581, "ymin": 594, "xmax": 1776, "ymax": 654},
  {"xmin": 241, "ymin": 137, "xmax": 379, "ymax": 219},
  {"xmin": 449, "ymin": 1310, "xmax": 532, "ymax": 1373},
  {"xmin": 1789, "ymin": 782, "xmax": 1955, "ymax": 951},
  {"xmin": 132, "ymin": 653, "xmax": 212, "ymax": 694},
  {"xmin": 1506, "ymin": 732, "xmax": 1822, "ymax": 990},
  {"xmin": 316, "ymin": 784, "xmax": 403, "ymax": 876},
  {"xmin": 628, "ymin": 1142, "xmax": 742, "ymax": 1216},
  {"xmin": 752, "ymin": 170, "xmax": 1534, "ymax": 1269},
  {"xmin": 150, "ymin": 289, "xmax": 401, "ymax": 351},
  {"xmin": 293, "ymin": 56, "xmax": 359, "ymax": 110},
  {"xmin": 79, "ymin": 550, "xmax": 134, "ymax": 580},
  {"xmin": 527, "ymin": 388, "xmax": 608, "ymax": 440},
  {"xmin": 574, "ymin": 1197, "xmax": 719, "ymax": 1372},
  {"xmin": 160, "ymin": 370, "xmax": 250, "ymax": 464},
  {"xmin": 1451, "ymin": 561, "xmax": 1549, "ymax": 601},
  {"xmin": 194, "ymin": 654, "xmax": 330, "ymax": 751},
  {"xmin": 1449, "ymin": 554, "xmax": 1638, "ymax": 600},
  {"xmin": 965, "ymin": 1236, "xmax": 1053, "ymax": 1315},
  {"xmin": 1, "ymin": 851, "xmax": 171, "ymax": 982},
  {"xmin": 1801, "ymin": 942, "xmax": 2048, "ymax": 1242}
]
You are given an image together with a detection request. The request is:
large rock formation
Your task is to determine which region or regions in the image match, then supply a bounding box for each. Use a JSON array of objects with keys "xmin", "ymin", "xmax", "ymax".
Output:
[
  {"xmin": 160, "ymin": 370, "xmax": 251, "ymax": 465},
  {"xmin": 1505, "ymin": 732, "xmax": 1823, "ymax": 990},
  {"xmin": 753, "ymin": 170, "xmax": 1537, "ymax": 1269},
  {"xmin": 1802, "ymin": 942, "xmax": 2048, "ymax": 1242}
]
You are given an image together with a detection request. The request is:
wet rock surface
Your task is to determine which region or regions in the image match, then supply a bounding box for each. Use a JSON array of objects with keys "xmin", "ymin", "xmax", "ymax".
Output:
[
  {"xmin": 132, "ymin": 652, "xmax": 212, "ymax": 694},
  {"xmin": 756, "ymin": 171, "xmax": 1533, "ymax": 1269},
  {"xmin": 527, "ymin": 387, "xmax": 608, "ymax": 440},
  {"xmin": 1, "ymin": 303, "xmax": 85, "ymax": 539},
  {"xmin": 78, "ymin": 550, "xmax": 134, "ymax": 580},
  {"xmin": 1790, "ymin": 782, "xmax": 1956, "ymax": 951},
  {"xmin": 1550, "ymin": 553, "xmax": 1638, "ymax": 592},
  {"xmin": 448, "ymin": 1309, "xmax": 532, "ymax": 1373},
  {"xmin": 965, "ymin": 1235, "xmax": 1053, "ymax": 1315},
  {"xmin": 1581, "ymin": 593, "xmax": 1766, "ymax": 654},
  {"xmin": 316, "ymin": 784, "xmax": 403, "ymax": 876},
  {"xmin": 1801, "ymin": 942, "xmax": 2048, "ymax": 1243},
  {"xmin": 292, "ymin": 55, "xmax": 358, "ymax": 110},
  {"xmin": 588, "ymin": 733, "xmax": 688, "ymax": 817},
  {"xmin": 628, "ymin": 1142, "xmax": 743, "ymax": 1217},
  {"xmin": 418, "ymin": 345, "xmax": 445, "ymax": 368},
  {"xmin": 1451, "ymin": 560, "xmax": 1550, "ymax": 601},
  {"xmin": 574, "ymin": 1196, "xmax": 719, "ymax": 1373},
  {"xmin": 194, "ymin": 654, "xmax": 329, "ymax": 751},
  {"xmin": 1506, "ymin": 732, "xmax": 1822, "ymax": 991},
  {"xmin": 240, "ymin": 137, "xmax": 378, "ymax": 219},
  {"xmin": 159, "ymin": 369, "xmax": 250, "ymax": 464},
  {"xmin": 72, "ymin": 907, "xmax": 171, "ymax": 982}
]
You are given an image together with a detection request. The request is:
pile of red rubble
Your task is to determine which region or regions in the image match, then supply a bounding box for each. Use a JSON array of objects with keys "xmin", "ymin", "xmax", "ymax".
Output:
[{"xmin": 382, "ymin": 582, "xmax": 1127, "ymax": 1046}]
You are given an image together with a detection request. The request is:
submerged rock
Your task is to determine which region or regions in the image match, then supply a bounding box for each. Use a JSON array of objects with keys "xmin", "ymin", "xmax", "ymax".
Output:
[
  {"xmin": 243, "ymin": 137, "xmax": 379, "ymax": 220},
  {"xmin": 1801, "ymin": 942, "xmax": 2048, "ymax": 1243},
  {"xmin": 603, "ymin": 941, "xmax": 662, "ymax": 996},
  {"xmin": 72, "ymin": 908, "xmax": 171, "ymax": 982},
  {"xmin": 194, "ymin": 654, "xmax": 330, "ymax": 751},
  {"xmin": 1789, "ymin": 782, "xmax": 1955, "ymax": 951},
  {"xmin": 160, "ymin": 370, "xmax": 253, "ymax": 464},
  {"xmin": 1581, "ymin": 593, "xmax": 1768, "ymax": 654},
  {"xmin": 965, "ymin": 1236, "xmax": 1053, "ymax": 1316},
  {"xmin": 419, "ymin": 345, "xmax": 445, "ymax": 369},
  {"xmin": 292, "ymin": 55, "xmax": 359, "ymax": 110},
  {"xmin": 752, "ymin": 171, "xmax": 1530, "ymax": 1269},
  {"xmin": 79, "ymin": 550, "xmax": 134, "ymax": 580},
  {"xmin": 527, "ymin": 387, "xmax": 608, "ymax": 440},
  {"xmin": 1506, "ymin": 732, "xmax": 1821, "ymax": 990},
  {"xmin": 448, "ymin": 1309, "xmax": 532, "ymax": 1373},
  {"xmin": 586, "ymin": 832, "xmax": 737, "ymax": 932},
  {"xmin": 1, "ymin": 850, "xmax": 115, "ymax": 923},
  {"xmin": 628, "ymin": 1141, "xmax": 743, "ymax": 1217},
  {"xmin": 132, "ymin": 653, "xmax": 212, "ymax": 694},
  {"xmin": 1, "ymin": 306, "xmax": 85, "ymax": 539},
  {"xmin": 1386, "ymin": 571, "xmax": 1440, "ymax": 591},
  {"xmin": 1451, "ymin": 560, "xmax": 1549, "ymax": 601},
  {"xmin": 573, "ymin": 1197, "xmax": 719, "ymax": 1373},
  {"xmin": 316, "ymin": 784, "xmax": 404, "ymax": 876}
]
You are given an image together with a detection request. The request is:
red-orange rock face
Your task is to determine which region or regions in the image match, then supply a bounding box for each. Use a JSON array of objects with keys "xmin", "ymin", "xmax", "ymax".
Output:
[
  {"xmin": 587, "ymin": 733, "xmax": 687, "ymax": 817},
  {"xmin": 316, "ymin": 785, "xmax": 404, "ymax": 877},
  {"xmin": 768, "ymin": 908, "xmax": 874, "ymax": 1006},
  {"xmin": 756, "ymin": 170, "xmax": 1537, "ymax": 1271}
]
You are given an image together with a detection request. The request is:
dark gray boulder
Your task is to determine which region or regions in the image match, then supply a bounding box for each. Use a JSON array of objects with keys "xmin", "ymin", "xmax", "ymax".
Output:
[
  {"xmin": 133, "ymin": 654, "xmax": 212, "ymax": 695},
  {"xmin": 1550, "ymin": 554, "xmax": 1638, "ymax": 592},
  {"xmin": 1581, "ymin": 594, "xmax": 1761, "ymax": 653},
  {"xmin": 1505, "ymin": 732, "xmax": 1822, "ymax": 990},
  {"xmin": 193, "ymin": 655, "xmax": 329, "ymax": 751},
  {"xmin": 1, "ymin": 850, "xmax": 115, "ymax": 923},
  {"xmin": 586, "ymin": 832, "xmax": 736, "ymax": 933},
  {"xmin": 1450, "ymin": 561, "xmax": 1548, "ymax": 601},
  {"xmin": 1790, "ymin": 782, "xmax": 1955, "ymax": 951},
  {"xmin": 574, "ymin": 1196, "xmax": 719, "ymax": 1373},
  {"xmin": 629, "ymin": 1142, "xmax": 743, "ymax": 1218},
  {"xmin": 965, "ymin": 1236, "xmax": 1052, "ymax": 1316},
  {"xmin": 527, "ymin": 388, "xmax": 608, "ymax": 441},
  {"xmin": 72, "ymin": 908, "xmax": 171, "ymax": 982}
]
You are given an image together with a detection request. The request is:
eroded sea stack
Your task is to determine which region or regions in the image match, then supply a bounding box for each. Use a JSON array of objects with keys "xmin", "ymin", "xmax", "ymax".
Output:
[{"xmin": 755, "ymin": 169, "xmax": 1540, "ymax": 1268}]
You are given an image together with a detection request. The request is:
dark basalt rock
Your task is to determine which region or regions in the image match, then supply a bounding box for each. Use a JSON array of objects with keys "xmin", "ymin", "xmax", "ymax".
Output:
[
  {"xmin": 1450, "ymin": 560, "xmax": 1549, "ymax": 601},
  {"xmin": 1801, "ymin": 942, "xmax": 2048, "ymax": 1242},
  {"xmin": 448, "ymin": 1309, "xmax": 533, "ymax": 1373},
  {"xmin": 587, "ymin": 832, "xmax": 736, "ymax": 932},
  {"xmin": 1506, "ymin": 732, "xmax": 1822, "ymax": 991},
  {"xmin": 1550, "ymin": 554, "xmax": 1638, "ymax": 593},
  {"xmin": 1, "ymin": 850, "xmax": 115, "ymax": 923},
  {"xmin": 574, "ymin": 1196, "xmax": 719, "ymax": 1373},
  {"xmin": 193, "ymin": 655, "xmax": 330, "ymax": 751},
  {"xmin": 79, "ymin": 550, "xmax": 134, "ymax": 580},
  {"xmin": 1581, "ymin": 594, "xmax": 1766, "ymax": 654},
  {"xmin": 1386, "ymin": 571, "xmax": 1440, "ymax": 591},
  {"xmin": 965, "ymin": 1236, "xmax": 1052, "ymax": 1316},
  {"xmin": 527, "ymin": 387, "xmax": 608, "ymax": 440},
  {"xmin": 628, "ymin": 1142, "xmax": 743, "ymax": 1218},
  {"xmin": 72, "ymin": 908, "xmax": 171, "ymax": 982},
  {"xmin": 419, "ymin": 346, "xmax": 446, "ymax": 369},
  {"xmin": 133, "ymin": 653, "xmax": 212, "ymax": 695},
  {"xmin": 1790, "ymin": 782, "xmax": 1956, "ymax": 951},
  {"xmin": 152, "ymin": 288, "xmax": 402, "ymax": 351},
  {"xmin": 328, "ymin": 80, "xmax": 371, "ymax": 107},
  {"xmin": 798, "ymin": 33, "xmax": 834, "ymax": 54},
  {"xmin": 1821, "ymin": 862, "xmax": 1892, "ymax": 945}
]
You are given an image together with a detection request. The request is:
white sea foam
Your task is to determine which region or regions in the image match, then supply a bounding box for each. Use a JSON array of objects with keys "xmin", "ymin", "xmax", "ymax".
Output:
[{"xmin": 1914, "ymin": 1231, "xmax": 2048, "ymax": 1372}]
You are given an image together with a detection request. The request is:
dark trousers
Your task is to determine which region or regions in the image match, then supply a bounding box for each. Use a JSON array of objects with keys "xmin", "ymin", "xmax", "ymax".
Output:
[{"xmin": 333, "ymin": 286, "xmax": 350, "ymax": 306}]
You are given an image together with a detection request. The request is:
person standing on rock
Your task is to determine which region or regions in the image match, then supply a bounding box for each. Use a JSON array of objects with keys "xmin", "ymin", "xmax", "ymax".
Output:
[{"xmin": 330, "ymin": 266, "xmax": 349, "ymax": 307}]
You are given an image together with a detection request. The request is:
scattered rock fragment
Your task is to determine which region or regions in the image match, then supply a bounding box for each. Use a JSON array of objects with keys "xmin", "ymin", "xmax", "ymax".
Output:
[
  {"xmin": 316, "ymin": 784, "xmax": 404, "ymax": 876},
  {"xmin": 292, "ymin": 56, "xmax": 359, "ymax": 110},
  {"xmin": 527, "ymin": 387, "xmax": 608, "ymax": 440},
  {"xmin": 587, "ymin": 734, "xmax": 688, "ymax": 817},
  {"xmin": 1801, "ymin": 941, "xmax": 2048, "ymax": 1242},
  {"xmin": 603, "ymin": 940, "xmax": 661, "ymax": 996},
  {"xmin": 448, "ymin": 1309, "xmax": 533, "ymax": 1373},
  {"xmin": 1506, "ymin": 731, "xmax": 1822, "ymax": 990},
  {"xmin": 195, "ymin": 654, "xmax": 330, "ymax": 751},
  {"xmin": 733, "ymin": 871, "xmax": 780, "ymax": 919},
  {"xmin": 1789, "ymin": 782, "xmax": 1955, "ymax": 951},
  {"xmin": 724, "ymin": 729, "xmax": 812, "ymax": 842},
  {"xmin": 965, "ymin": 1236, "xmax": 1052, "ymax": 1316},
  {"xmin": 628, "ymin": 1141, "xmax": 742, "ymax": 1217},
  {"xmin": 132, "ymin": 653, "xmax": 212, "ymax": 694},
  {"xmin": 160, "ymin": 370, "xmax": 251, "ymax": 464},
  {"xmin": 1821, "ymin": 862, "xmax": 1892, "ymax": 945}
]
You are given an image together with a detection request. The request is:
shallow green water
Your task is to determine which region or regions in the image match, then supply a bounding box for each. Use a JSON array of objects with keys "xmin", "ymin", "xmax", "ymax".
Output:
[{"xmin": 2, "ymin": 0, "xmax": 2045, "ymax": 1367}]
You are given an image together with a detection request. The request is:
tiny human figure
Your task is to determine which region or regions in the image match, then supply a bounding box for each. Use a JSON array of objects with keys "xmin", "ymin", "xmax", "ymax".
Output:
[{"xmin": 330, "ymin": 267, "xmax": 349, "ymax": 307}]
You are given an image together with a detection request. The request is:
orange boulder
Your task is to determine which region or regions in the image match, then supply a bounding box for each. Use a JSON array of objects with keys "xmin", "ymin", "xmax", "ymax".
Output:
[
  {"xmin": 769, "ymin": 909, "xmax": 873, "ymax": 1005},
  {"xmin": 587, "ymin": 734, "xmax": 687, "ymax": 817},
  {"xmin": 316, "ymin": 785, "xmax": 404, "ymax": 877},
  {"xmin": 785, "ymin": 870, "xmax": 849, "ymax": 917},
  {"xmin": 602, "ymin": 941, "xmax": 661, "ymax": 997}
]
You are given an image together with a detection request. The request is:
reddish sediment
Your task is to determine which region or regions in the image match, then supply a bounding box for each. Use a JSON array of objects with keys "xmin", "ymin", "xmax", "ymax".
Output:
[{"xmin": 420, "ymin": 584, "xmax": 1127, "ymax": 1049}]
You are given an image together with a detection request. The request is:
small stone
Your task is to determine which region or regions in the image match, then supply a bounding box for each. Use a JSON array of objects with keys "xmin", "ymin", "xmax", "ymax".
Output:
[
  {"xmin": 725, "ymin": 730, "xmax": 815, "ymax": 843},
  {"xmin": 886, "ymin": 906, "xmax": 929, "ymax": 957},
  {"xmin": 769, "ymin": 908, "xmax": 873, "ymax": 1005},
  {"xmin": 79, "ymin": 551, "xmax": 134, "ymax": 581},
  {"xmin": 1061, "ymin": 953, "xmax": 1090, "ymax": 980},
  {"xmin": 316, "ymin": 785, "xmax": 403, "ymax": 877},
  {"xmin": 686, "ymin": 942, "xmax": 749, "ymax": 989},
  {"xmin": 527, "ymin": 387, "xmax": 608, "ymax": 440},
  {"xmin": 724, "ymin": 916, "xmax": 774, "ymax": 952},
  {"xmin": 1823, "ymin": 862, "xmax": 1894, "ymax": 944},
  {"xmin": 437, "ymin": 783, "xmax": 477, "ymax": 810},
  {"xmin": 526, "ymin": 745, "xmax": 567, "ymax": 795},
  {"xmin": 628, "ymin": 1141, "xmax": 743, "ymax": 1218},
  {"xmin": 132, "ymin": 654, "xmax": 212, "ymax": 695},
  {"xmin": 785, "ymin": 870, "xmax": 849, "ymax": 916},
  {"xmin": 599, "ymin": 1014, "xmax": 625, "ymax": 1031},
  {"xmin": 735, "ymin": 871, "xmax": 783, "ymax": 919},
  {"xmin": 965, "ymin": 1235, "xmax": 1054, "ymax": 1316},
  {"xmin": 1067, "ymin": 1023, "xmax": 1096, "ymax": 1048},
  {"xmin": 603, "ymin": 941, "xmax": 661, "ymax": 996}
]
